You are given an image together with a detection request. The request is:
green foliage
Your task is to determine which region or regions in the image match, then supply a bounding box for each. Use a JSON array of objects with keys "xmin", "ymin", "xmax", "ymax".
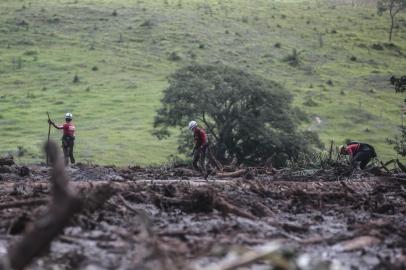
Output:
[
  {"xmin": 0, "ymin": 0, "xmax": 404, "ymax": 165},
  {"xmin": 387, "ymin": 75, "xmax": 406, "ymax": 156},
  {"xmin": 154, "ymin": 64, "xmax": 321, "ymax": 166},
  {"xmin": 387, "ymin": 126, "xmax": 406, "ymax": 156}
]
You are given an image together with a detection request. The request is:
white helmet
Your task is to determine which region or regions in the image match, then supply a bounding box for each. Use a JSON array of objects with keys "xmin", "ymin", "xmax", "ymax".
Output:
[
  {"xmin": 188, "ymin": 120, "xmax": 197, "ymax": 130},
  {"xmin": 65, "ymin": 112, "xmax": 73, "ymax": 120}
]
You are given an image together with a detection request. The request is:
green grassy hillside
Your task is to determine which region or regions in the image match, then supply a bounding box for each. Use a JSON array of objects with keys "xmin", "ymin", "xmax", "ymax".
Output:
[{"xmin": 0, "ymin": 0, "xmax": 405, "ymax": 165}]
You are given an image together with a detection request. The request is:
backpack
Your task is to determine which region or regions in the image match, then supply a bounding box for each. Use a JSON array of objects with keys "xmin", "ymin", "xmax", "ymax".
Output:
[{"xmin": 347, "ymin": 141, "xmax": 377, "ymax": 158}]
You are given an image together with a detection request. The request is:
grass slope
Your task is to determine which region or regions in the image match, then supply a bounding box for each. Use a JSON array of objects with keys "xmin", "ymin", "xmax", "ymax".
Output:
[{"xmin": 0, "ymin": 0, "xmax": 405, "ymax": 165}]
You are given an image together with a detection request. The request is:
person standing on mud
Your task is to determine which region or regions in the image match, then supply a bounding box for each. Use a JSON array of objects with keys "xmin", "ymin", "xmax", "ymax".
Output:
[
  {"xmin": 339, "ymin": 142, "xmax": 376, "ymax": 170},
  {"xmin": 188, "ymin": 120, "xmax": 209, "ymax": 179},
  {"xmin": 48, "ymin": 113, "xmax": 76, "ymax": 166}
]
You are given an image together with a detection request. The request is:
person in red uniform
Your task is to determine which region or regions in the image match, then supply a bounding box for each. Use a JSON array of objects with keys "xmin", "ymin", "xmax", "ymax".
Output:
[
  {"xmin": 339, "ymin": 142, "xmax": 377, "ymax": 170},
  {"xmin": 48, "ymin": 113, "xmax": 76, "ymax": 166},
  {"xmin": 188, "ymin": 120, "xmax": 209, "ymax": 179}
]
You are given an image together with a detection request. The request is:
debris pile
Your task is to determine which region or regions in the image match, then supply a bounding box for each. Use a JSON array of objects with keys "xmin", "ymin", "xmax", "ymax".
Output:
[{"xmin": 0, "ymin": 154, "xmax": 405, "ymax": 269}]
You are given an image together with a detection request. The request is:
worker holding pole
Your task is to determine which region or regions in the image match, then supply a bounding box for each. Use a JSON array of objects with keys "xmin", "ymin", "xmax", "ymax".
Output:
[{"xmin": 48, "ymin": 113, "xmax": 76, "ymax": 166}]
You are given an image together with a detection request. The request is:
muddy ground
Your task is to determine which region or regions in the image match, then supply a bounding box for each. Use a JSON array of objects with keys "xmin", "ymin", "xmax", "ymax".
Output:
[{"xmin": 0, "ymin": 157, "xmax": 405, "ymax": 270}]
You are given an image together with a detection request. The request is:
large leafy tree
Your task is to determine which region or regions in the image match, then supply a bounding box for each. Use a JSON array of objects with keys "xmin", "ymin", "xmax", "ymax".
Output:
[
  {"xmin": 387, "ymin": 76, "xmax": 406, "ymax": 156},
  {"xmin": 377, "ymin": 0, "xmax": 406, "ymax": 42},
  {"xmin": 153, "ymin": 64, "xmax": 321, "ymax": 167}
]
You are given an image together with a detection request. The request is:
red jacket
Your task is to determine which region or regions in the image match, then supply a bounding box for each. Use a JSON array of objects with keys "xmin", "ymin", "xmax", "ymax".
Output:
[
  {"xmin": 194, "ymin": 128, "xmax": 207, "ymax": 148},
  {"xmin": 346, "ymin": 144, "xmax": 360, "ymax": 156},
  {"xmin": 61, "ymin": 122, "xmax": 75, "ymax": 137}
]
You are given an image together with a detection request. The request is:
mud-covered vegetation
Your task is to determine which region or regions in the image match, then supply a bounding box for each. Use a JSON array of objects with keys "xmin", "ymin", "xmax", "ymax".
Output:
[{"xmin": 0, "ymin": 150, "xmax": 405, "ymax": 269}]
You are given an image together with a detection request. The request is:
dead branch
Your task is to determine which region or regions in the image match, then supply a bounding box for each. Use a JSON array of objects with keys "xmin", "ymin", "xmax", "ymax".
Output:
[
  {"xmin": 0, "ymin": 142, "xmax": 118, "ymax": 270},
  {"xmin": 0, "ymin": 199, "xmax": 49, "ymax": 210},
  {"xmin": 3, "ymin": 141, "xmax": 82, "ymax": 270},
  {"xmin": 396, "ymin": 159, "xmax": 406, "ymax": 173}
]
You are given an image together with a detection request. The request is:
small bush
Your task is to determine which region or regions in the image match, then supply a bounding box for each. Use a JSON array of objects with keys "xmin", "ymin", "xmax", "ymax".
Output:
[
  {"xmin": 92, "ymin": 66, "xmax": 98, "ymax": 71},
  {"xmin": 24, "ymin": 50, "xmax": 37, "ymax": 56},
  {"xmin": 371, "ymin": 43, "xmax": 384, "ymax": 50},
  {"xmin": 140, "ymin": 20, "xmax": 153, "ymax": 27},
  {"xmin": 168, "ymin": 52, "xmax": 182, "ymax": 61},
  {"xmin": 73, "ymin": 74, "xmax": 80, "ymax": 83},
  {"xmin": 326, "ymin": 79, "xmax": 333, "ymax": 86},
  {"xmin": 17, "ymin": 146, "xmax": 27, "ymax": 158},
  {"xmin": 112, "ymin": 10, "xmax": 118, "ymax": 16},
  {"xmin": 274, "ymin": 42, "xmax": 281, "ymax": 48},
  {"xmin": 281, "ymin": 14, "xmax": 287, "ymax": 19},
  {"xmin": 303, "ymin": 97, "xmax": 318, "ymax": 107},
  {"xmin": 340, "ymin": 90, "xmax": 345, "ymax": 95},
  {"xmin": 199, "ymin": 44, "xmax": 205, "ymax": 49},
  {"xmin": 350, "ymin": 56, "xmax": 357, "ymax": 61},
  {"xmin": 282, "ymin": 49, "xmax": 301, "ymax": 67}
]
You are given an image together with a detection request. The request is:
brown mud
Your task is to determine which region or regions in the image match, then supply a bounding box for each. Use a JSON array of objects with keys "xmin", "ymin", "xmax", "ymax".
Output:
[{"xmin": 0, "ymin": 159, "xmax": 405, "ymax": 270}]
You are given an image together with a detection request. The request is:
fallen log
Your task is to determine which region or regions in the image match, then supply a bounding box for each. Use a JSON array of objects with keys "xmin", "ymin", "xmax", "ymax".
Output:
[{"xmin": 216, "ymin": 169, "xmax": 247, "ymax": 178}]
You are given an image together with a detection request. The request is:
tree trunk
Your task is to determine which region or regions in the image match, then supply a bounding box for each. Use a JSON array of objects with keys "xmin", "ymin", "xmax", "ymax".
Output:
[{"xmin": 389, "ymin": 13, "xmax": 394, "ymax": 42}]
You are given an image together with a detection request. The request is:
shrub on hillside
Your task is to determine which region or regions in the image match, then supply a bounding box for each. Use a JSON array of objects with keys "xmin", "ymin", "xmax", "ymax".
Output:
[
  {"xmin": 153, "ymin": 64, "xmax": 321, "ymax": 167},
  {"xmin": 282, "ymin": 49, "xmax": 301, "ymax": 67}
]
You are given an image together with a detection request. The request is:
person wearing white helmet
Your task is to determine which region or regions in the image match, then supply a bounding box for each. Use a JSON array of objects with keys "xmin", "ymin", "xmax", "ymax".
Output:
[
  {"xmin": 339, "ymin": 141, "xmax": 377, "ymax": 170},
  {"xmin": 188, "ymin": 120, "xmax": 209, "ymax": 179},
  {"xmin": 48, "ymin": 112, "xmax": 76, "ymax": 165}
]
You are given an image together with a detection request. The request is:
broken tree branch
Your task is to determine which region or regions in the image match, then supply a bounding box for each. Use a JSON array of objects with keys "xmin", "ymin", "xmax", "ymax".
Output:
[{"xmin": 3, "ymin": 141, "xmax": 82, "ymax": 270}]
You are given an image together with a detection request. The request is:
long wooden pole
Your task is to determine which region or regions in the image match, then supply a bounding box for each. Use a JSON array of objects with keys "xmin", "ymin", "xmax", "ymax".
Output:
[{"xmin": 46, "ymin": 112, "xmax": 51, "ymax": 166}]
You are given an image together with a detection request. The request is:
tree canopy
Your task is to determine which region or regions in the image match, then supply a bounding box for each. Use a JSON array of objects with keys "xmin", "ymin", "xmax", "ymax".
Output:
[{"xmin": 153, "ymin": 64, "xmax": 321, "ymax": 167}]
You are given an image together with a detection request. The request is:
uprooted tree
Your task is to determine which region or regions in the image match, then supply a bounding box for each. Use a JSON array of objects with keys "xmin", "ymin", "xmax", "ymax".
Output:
[{"xmin": 153, "ymin": 64, "xmax": 321, "ymax": 167}]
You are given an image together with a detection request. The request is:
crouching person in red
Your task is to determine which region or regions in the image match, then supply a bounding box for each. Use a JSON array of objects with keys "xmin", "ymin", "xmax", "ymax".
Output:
[
  {"xmin": 339, "ymin": 142, "xmax": 377, "ymax": 170},
  {"xmin": 48, "ymin": 113, "xmax": 76, "ymax": 166},
  {"xmin": 188, "ymin": 120, "xmax": 209, "ymax": 179}
]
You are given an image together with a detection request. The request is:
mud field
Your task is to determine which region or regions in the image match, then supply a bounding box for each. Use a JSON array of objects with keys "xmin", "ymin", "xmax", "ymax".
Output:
[{"xmin": 0, "ymin": 154, "xmax": 405, "ymax": 270}]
